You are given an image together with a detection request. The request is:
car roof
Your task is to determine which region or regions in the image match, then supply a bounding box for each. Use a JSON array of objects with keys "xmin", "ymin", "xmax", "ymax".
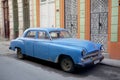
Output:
[{"xmin": 27, "ymin": 27, "xmax": 66, "ymax": 32}]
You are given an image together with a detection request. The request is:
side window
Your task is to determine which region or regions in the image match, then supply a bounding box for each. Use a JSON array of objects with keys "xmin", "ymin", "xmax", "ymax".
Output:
[
  {"xmin": 50, "ymin": 32, "xmax": 58, "ymax": 39},
  {"xmin": 38, "ymin": 31, "xmax": 49, "ymax": 39},
  {"xmin": 25, "ymin": 31, "xmax": 36, "ymax": 38}
]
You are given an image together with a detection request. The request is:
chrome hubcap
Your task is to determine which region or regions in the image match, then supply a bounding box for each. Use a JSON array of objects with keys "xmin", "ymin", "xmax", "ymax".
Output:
[{"xmin": 61, "ymin": 58, "xmax": 72, "ymax": 71}]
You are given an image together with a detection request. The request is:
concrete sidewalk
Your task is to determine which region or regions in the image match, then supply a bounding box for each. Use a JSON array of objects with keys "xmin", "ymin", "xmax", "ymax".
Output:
[
  {"xmin": 0, "ymin": 40, "xmax": 15, "ymax": 55},
  {"xmin": 101, "ymin": 58, "xmax": 120, "ymax": 68},
  {"xmin": 0, "ymin": 40, "xmax": 120, "ymax": 68},
  {"xmin": 101, "ymin": 53, "xmax": 120, "ymax": 68}
]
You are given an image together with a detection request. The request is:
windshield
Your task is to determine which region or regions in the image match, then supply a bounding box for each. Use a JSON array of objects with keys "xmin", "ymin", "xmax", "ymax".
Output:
[{"xmin": 49, "ymin": 30, "xmax": 72, "ymax": 39}]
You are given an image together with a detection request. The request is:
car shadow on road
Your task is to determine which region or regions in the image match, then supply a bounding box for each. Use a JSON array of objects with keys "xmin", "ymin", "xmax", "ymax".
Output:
[{"xmin": 8, "ymin": 54, "xmax": 102, "ymax": 78}]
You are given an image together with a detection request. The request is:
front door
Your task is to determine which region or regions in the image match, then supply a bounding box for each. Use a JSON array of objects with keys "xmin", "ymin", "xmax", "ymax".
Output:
[
  {"xmin": 90, "ymin": 0, "xmax": 108, "ymax": 52},
  {"xmin": 2, "ymin": 0, "xmax": 9, "ymax": 39},
  {"xmin": 64, "ymin": 0, "xmax": 78, "ymax": 37}
]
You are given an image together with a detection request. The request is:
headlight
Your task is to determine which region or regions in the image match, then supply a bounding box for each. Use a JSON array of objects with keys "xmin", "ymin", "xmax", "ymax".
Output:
[
  {"xmin": 81, "ymin": 50, "xmax": 86, "ymax": 57},
  {"xmin": 100, "ymin": 46, "xmax": 104, "ymax": 51}
]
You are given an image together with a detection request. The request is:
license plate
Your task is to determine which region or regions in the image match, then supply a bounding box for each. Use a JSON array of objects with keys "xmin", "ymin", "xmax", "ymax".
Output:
[{"xmin": 94, "ymin": 60, "xmax": 100, "ymax": 64}]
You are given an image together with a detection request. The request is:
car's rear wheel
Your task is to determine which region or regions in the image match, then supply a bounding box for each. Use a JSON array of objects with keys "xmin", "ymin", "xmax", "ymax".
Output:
[
  {"xmin": 60, "ymin": 56, "xmax": 75, "ymax": 72},
  {"xmin": 17, "ymin": 48, "xmax": 24, "ymax": 59}
]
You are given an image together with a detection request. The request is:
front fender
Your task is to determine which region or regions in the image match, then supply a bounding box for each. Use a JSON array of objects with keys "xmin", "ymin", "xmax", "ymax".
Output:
[
  {"xmin": 9, "ymin": 39, "xmax": 25, "ymax": 54},
  {"xmin": 50, "ymin": 44, "xmax": 83, "ymax": 64}
]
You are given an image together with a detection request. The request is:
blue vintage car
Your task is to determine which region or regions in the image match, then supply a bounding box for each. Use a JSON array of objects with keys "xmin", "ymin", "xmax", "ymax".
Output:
[{"xmin": 9, "ymin": 28, "xmax": 104, "ymax": 72}]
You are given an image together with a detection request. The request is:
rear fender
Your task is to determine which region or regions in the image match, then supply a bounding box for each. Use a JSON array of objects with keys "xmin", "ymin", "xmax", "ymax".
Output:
[{"xmin": 10, "ymin": 40, "xmax": 25, "ymax": 54}]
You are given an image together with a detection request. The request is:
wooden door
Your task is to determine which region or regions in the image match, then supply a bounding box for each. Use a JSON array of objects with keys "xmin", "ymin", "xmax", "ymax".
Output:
[{"xmin": 2, "ymin": 0, "xmax": 9, "ymax": 39}]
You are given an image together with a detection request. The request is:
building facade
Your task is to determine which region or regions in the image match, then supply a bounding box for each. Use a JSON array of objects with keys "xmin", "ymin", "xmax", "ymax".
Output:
[{"xmin": 0, "ymin": 0, "xmax": 120, "ymax": 59}]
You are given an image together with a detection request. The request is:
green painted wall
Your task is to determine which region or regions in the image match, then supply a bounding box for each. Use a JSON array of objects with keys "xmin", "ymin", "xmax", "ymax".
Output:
[
  {"xmin": 55, "ymin": 0, "xmax": 60, "ymax": 28},
  {"xmin": 111, "ymin": 0, "xmax": 119, "ymax": 42},
  {"xmin": 34, "ymin": 0, "xmax": 37, "ymax": 27},
  {"xmin": 80, "ymin": 0, "xmax": 85, "ymax": 39}
]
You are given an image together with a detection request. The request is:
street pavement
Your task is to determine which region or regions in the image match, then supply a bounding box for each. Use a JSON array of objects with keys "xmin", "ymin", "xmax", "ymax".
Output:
[
  {"xmin": 0, "ymin": 40, "xmax": 120, "ymax": 68},
  {"xmin": 0, "ymin": 55, "xmax": 120, "ymax": 80}
]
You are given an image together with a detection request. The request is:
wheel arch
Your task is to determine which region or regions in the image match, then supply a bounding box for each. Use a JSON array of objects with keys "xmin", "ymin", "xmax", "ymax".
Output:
[
  {"xmin": 14, "ymin": 46, "xmax": 25, "ymax": 54},
  {"xmin": 57, "ymin": 54, "xmax": 75, "ymax": 64}
]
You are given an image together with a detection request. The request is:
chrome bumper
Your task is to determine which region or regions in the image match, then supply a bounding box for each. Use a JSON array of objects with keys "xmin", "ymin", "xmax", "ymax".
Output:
[{"xmin": 78, "ymin": 53, "xmax": 104, "ymax": 67}]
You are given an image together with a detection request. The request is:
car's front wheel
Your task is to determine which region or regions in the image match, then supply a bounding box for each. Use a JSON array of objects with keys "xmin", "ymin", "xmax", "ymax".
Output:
[
  {"xmin": 60, "ymin": 56, "xmax": 75, "ymax": 72},
  {"xmin": 17, "ymin": 48, "xmax": 24, "ymax": 59}
]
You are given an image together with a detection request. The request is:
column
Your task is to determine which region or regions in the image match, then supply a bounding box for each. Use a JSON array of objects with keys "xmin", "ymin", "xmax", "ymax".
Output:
[{"xmin": 18, "ymin": 0, "xmax": 24, "ymax": 36}]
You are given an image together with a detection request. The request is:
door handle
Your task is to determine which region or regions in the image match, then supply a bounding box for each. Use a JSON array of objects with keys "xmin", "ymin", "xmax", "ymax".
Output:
[{"xmin": 98, "ymin": 22, "xmax": 102, "ymax": 34}]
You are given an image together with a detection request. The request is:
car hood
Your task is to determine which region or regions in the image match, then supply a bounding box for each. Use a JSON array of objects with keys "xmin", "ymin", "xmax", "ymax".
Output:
[{"xmin": 52, "ymin": 38, "xmax": 100, "ymax": 53}]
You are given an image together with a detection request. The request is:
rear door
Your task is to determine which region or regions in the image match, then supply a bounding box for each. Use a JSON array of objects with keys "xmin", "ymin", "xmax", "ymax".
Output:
[{"xmin": 24, "ymin": 30, "xmax": 37, "ymax": 56}]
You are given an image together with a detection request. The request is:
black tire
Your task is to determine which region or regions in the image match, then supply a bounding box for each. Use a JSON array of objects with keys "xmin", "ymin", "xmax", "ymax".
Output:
[
  {"xmin": 60, "ymin": 56, "xmax": 75, "ymax": 72},
  {"xmin": 17, "ymin": 48, "xmax": 24, "ymax": 59}
]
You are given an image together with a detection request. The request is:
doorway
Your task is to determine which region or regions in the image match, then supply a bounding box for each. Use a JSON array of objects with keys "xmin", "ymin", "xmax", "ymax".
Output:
[
  {"xmin": 2, "ymin": 0, "xmax": 9, "ymax": 39},
  {"xmin": 64, "ymin": 0, "xmax": 78, "ymax": 37},
  {"xmin": 90, "ymin": 0, "xmax": 108, "ymax": 52}
]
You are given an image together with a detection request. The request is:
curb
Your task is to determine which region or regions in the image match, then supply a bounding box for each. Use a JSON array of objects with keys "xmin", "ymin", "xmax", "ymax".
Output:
[
  {"xmin": 0, "ymin": 52, "xmax": 15, "ymax": 56},
  {"xmin": 101, "ymin": 58, "xmax": 120, "ymax": 68}
]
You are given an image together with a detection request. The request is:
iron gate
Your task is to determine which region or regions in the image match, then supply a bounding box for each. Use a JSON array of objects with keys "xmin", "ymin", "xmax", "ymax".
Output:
[
  {"xmin": 13, "ymin": 0, "xmax": 19, "ymax": 38},
  {"xmin": 90, "ymin": 0, "xmax": 108, "ymax": 52},
  {"xmin": 23, "ymin": 0, "xmax": 30, "ymax": 31},
  {"xmin": 64, "ymin": 0, "xmax": 78, "ymax": 37}
]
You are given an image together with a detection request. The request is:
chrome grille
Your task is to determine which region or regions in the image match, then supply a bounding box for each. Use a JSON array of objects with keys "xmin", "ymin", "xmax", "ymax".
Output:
[{"xmin": 83, "ymin": 51, "xmax": 99, "ymax": 60}]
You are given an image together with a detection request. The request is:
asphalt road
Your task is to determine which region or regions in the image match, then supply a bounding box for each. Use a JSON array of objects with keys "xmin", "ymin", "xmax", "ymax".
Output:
[{"xmin": 0, "ymin": 54, "xmax": 120, "ymax": 80}]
